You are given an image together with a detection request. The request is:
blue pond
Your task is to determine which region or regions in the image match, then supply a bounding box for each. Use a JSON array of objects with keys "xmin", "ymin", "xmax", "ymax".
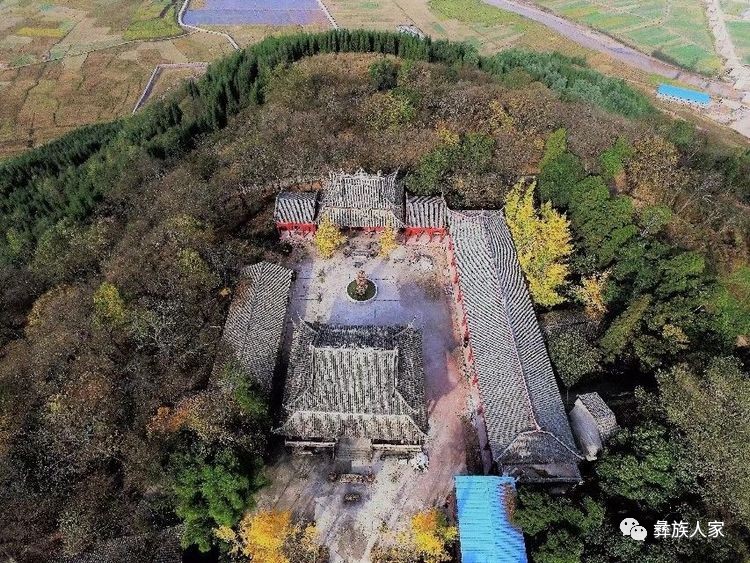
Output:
[{"xmin": 183, "ymin": 0, "xmax": 327, "ymax": 26}]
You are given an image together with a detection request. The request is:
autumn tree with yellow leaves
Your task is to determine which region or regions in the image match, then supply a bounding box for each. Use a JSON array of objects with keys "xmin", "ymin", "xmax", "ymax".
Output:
[
  {"xmin": 504, "ymin": 181, "xmax": 573, "ymax": 307},
  {"xmin": 214, "ymin": 509, "xmax": 326, "ymax": 563},
  {"xmin": 574, "ymin": 271, "xmax": 609, "ymax": 320},
  {"xmin": 411, "ymin": 509, "xmax": 458, "ymax": 563},
  {"xmin": 314, "ymin": 216, "xmax": 346, "ymax": 259},
  {"xmin": 238, "ymin": 509, "xmax": 292, "ymax": 563},
  {"xmin": 379, "ymin": 225, "xmax": 398, "ymax": 257},
  {"xmin": 372, "ymin": 508, "xmax": 457, "ymax": 563}
]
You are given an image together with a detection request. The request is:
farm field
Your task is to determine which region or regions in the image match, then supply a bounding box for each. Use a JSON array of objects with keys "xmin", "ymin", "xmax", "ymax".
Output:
[
  {"xmin": 0, "ymin": 0, "xmax": 183, "ymax": 68},
  {"xmin": 727, "ymin": 21, "xmax": 750, "ymax": 64},
  {"xmin": 0, "ymin": 29, "xmax": 232, "ymax": 157},
  {"xmin": 326, "ymin": 0, "xmax": 592, "ymax": 55},
  {"xmin": 720, "ymin": 0, "xmax": 750, "ymax": 16},
  {"xmin": 182, "ymin": 0, "xmax": 330, "ymax": 26},
  {"xmin": 529, "ymin": 0, "xmax": 723, "ymax": 74},
  {"xmin": 721, "ymin": 0, "xmax": 750, "ymax": 65},
  {"xmin": 0, "ymin": 0, "xmax": 334, "ymax": 158}
]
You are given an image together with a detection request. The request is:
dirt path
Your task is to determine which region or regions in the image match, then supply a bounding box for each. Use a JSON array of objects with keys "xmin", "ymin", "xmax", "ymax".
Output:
[
  {"xmin": 131, "ymin": 62, "xmax": 209, "ymax": 113},
  {"xmin": 705, "ymin": 0, "xmax": 750, "ymax": 92},
  {"xmin": 483, "ymin": 0, "xmax": 742, "ymax": 99}
]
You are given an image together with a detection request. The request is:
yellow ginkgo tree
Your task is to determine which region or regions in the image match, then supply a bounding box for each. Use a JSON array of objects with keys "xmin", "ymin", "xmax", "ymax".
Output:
[
  {"xmin": 379, "ymin": 225, "xmax": 398, "ymax": 257},
  {"xmin": 215, "ymin": 509, "xmax": 325, "ymax": 563},
  {"xmin": 504, "ymin": 180, "xmax": 573, "ymax": 307},
  {"xmin": 238, "ymin": 509, "xmax": 292, "ymax": 563},
  {"xmin": 314, "ymin": 216, "xmax": 346, "ymax": 259},
  {"xmin": 410, "ymin": 509, "xmax": 458, "ymax": 563}
]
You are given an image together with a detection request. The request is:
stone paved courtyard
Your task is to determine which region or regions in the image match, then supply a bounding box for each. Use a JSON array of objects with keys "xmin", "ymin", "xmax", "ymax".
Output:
[{"xmin": 254, "ymin": 234, "xmax": 473, "ymax": 562}]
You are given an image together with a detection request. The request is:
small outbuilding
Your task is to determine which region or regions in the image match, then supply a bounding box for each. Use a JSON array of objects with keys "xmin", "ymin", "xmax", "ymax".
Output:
[
  {"xmin": 454, "ymin": 475, "xmax": 528, "ymax": 563},
  {"xmin": 273, "ymin": 191, "xmax": 318, "ymax": 234},
  {"xmin": 656, "ymin": 84, "xmax": 711, "ymax": 107},
  {"xmin": 569, "ymin": 392, "xmax": 618, "ymax": 461},
  {"xmin": 396, "ymin": 24, "xmax": 426, "ymax": 39},
  {"xmin": 404, "ymin": 195, "xmax": 448, "ymax": 240}
]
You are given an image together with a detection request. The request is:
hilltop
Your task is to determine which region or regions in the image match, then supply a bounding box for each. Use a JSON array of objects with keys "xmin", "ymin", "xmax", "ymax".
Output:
[{"xmin": 0, "ymin": 31, "xmax": 749, "ymax": 561}]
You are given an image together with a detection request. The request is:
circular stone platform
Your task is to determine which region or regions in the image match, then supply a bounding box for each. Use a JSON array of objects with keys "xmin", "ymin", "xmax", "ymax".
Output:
[{"xmin": 346, "ymin": 279, "xmax": 377, "ymax": 302}]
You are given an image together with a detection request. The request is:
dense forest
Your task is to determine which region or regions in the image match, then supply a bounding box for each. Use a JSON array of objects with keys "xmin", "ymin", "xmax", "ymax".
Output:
[{"xmin": 0, "ymin": 30, "xmax": 749, "ymax": 562}]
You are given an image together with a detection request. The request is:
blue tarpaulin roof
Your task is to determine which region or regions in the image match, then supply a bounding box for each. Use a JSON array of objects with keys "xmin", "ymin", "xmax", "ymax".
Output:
[
  {"xmin": 657, "ymin": 84, "xmax": 711, "ymax": 105},
  {"xmin": 454, "ymin": 476, "xmax": 528, "ymax": 563}
]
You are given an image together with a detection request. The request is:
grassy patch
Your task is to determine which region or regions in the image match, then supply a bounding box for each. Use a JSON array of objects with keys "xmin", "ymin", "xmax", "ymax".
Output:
[
  {"xmin": 429, "ymin": 0, "xmax": 527, "ymax": 27},
  {"xmin": 10, "ymin": 54, "xmax": 36, "ymax": 66},
  {"xmin": 660, "ymin": 43, "xmax": 721, "ymax": 74},
  {"xmin": 726, "ymin": 21, "xmax": 750, "ymax": 64},
  {"xmin": 16, "ymin": 26, "xmax": 67, "ymax": 38},
  {"xmin": 123, "ymin": 1, "xmax": 182, "ymax": 41}
]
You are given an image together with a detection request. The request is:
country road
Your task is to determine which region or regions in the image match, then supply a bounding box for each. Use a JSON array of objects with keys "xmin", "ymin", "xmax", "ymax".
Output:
[{"xmin": 483, "ymin": 0, "xmax": 743, "ymax": 100}]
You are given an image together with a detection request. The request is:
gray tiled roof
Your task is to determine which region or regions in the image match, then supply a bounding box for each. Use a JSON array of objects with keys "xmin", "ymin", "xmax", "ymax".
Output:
[
  {"xmin": 448, "ymin": 209, "xmax": 580, "ymax": 468},
  {"xmin": 274, "ymin": 191, "xmax": 318, "ymax": 224},
  {"xmin": 278, "ymin": 322, "xmax": 427, "ymax": 443},
  {"xmin": 405, "ymin": 195, "xmax": 447, "ymax": 229},
  {"xmin": 212, "ymin": 261, "xmax": 293, "ymax": 392},
  {"xmin": 319, "ymin": 169, "xmax": 404, "ymax": 228},
  {"xmin": 578, "ymin": 392, "xmax": 618, "ymax": 440}
]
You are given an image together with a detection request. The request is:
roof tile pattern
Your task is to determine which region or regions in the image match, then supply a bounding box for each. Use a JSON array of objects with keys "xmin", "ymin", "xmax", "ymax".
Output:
[
  {"xmin": 448, "ymin": 210, "xmax": 580, "ymax": 468},
  {"xmin": 405, "ymin": 195, "xmax": 447, "ymax": 229},
  {"xmin": 319, "ymin": 170, "xmax": 404, "ymax": 228},
  {"xmin": 279, "ymin": 322, "xmax": 427, "ymax": 443},
  {"xmin": 274, "ymin": 191, "xmax": 318, "ymax": 224},
  {"xmin": 578, "ymin": 392, "xmax": 618, "ymax": 440},
  {"xmin": 212, "ymin": 261, "xmax": 293, "ymax": 392}
]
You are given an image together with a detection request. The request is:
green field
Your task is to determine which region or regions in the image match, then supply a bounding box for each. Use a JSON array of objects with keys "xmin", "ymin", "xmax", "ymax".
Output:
[
  {"xmin": 0, "ymin": 0, "xmax": 183, "ymax": 67},
  {"xmin": 533, "ymin": 0, "xmax": 722, "ymax": 74},
  {"xmin": 726, "ymin": 19, "xmax": 750, "ymax": 65}
]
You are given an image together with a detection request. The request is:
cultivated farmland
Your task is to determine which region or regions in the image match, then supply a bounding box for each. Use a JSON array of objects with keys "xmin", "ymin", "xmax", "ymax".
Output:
[
  {"xmin": 182, "ymin": 0, "xmax": 330, "ymax": 26},
  {"xmin": 530, "ymin": 0, "xmax": 723, "ymax": 74},
  {"xmin": 0, "ymin": 0, "xmax": 184, "ymax": 68},
  {"xmin": 0, "ymin": 0, "xmax": 236, "ymax": 157},
  {"xmin": 721, "ymin": 0, "xmax": 750, "ymax": 65}
]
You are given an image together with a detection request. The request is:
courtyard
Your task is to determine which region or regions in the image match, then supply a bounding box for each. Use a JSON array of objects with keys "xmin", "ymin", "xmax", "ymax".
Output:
[{"xmin": 254, "ymin": 234, "xmax": 474, "ymax": 562}]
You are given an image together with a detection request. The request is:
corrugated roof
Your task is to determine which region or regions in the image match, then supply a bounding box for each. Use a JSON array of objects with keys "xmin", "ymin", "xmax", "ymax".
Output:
[
  {"xmin": 455, "ymin": 476, "xmax": 528, "ymax": 563},
  {"xmin": 406, "ymin": 195, "xmax": 447, "ymax": 229},
  {"xmin": 577, "ymin": 392, "xmax": 618, "ymax": 440},
  {"xmin": 657, "ymin": 84, "xmax": 711, "ymax": 106}
]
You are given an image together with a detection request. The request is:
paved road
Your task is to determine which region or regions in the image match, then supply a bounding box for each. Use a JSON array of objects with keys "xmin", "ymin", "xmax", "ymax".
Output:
[{"xmin": 484, "ymin": 0, "xmax": 742, "ymax": 100}]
